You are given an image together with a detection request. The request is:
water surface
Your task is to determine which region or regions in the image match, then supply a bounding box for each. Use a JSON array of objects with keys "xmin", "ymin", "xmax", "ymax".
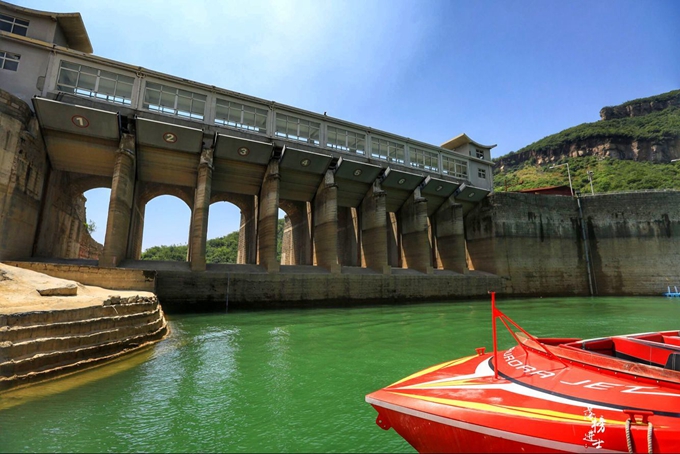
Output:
[{"xmin": 1, "ymin": 296, "xmax": 678, "ymax": 452}]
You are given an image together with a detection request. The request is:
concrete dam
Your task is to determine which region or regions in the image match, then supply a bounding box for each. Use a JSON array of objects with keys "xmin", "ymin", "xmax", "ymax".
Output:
[{"xmin": 1, "ymin": 2, "xmax": 679, "ymax": 309}]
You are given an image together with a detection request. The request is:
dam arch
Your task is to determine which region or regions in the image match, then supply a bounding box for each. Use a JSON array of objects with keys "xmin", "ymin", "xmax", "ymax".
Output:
[{"xmin": 137, "ymin": 194, "xmax": 192, "ymax": 262}]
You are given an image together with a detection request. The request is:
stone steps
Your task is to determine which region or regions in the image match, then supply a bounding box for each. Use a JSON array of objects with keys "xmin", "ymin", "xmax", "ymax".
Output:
[
  {"xmin": 0, "ymin": 307, "xmax": 160, "ymax": 343},
  {"xmin": 0, "ymin": 298, "xmax": 168, "ymax": 391}
]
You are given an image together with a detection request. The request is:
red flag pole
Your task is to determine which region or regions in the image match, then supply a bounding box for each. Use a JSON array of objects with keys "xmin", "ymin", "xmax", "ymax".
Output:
[{"xmin": 491, "ymin": 291, "xmax": 499, "ymax": 379}]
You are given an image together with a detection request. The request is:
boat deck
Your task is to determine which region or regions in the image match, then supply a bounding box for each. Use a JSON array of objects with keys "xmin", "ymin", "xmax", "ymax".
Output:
[{"xmin": 560, "ymin": 330, "xmax": 680, "ymax": 372}]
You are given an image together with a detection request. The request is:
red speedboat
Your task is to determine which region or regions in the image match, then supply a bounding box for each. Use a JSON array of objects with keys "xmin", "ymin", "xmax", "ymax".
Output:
[{"xmin": 366, "ymin": 293, "xmax": 680, "ymax": 453}]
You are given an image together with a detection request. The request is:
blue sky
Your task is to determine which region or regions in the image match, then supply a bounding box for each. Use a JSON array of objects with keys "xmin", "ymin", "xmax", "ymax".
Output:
[{"xmin": 17, "ymin": 0, "xmax": 680, "ymax": 250}]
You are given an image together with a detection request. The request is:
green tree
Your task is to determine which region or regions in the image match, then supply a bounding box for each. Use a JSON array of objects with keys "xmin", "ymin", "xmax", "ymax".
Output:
[
  {"xmin": 141, "ymin": 244, "xmax": 188, "ymax": 261},
  {"xmin": 84, "ymin": 219, "xmax": 96, "ymax": 234},
  {"xmin": 141, "ymin": 218, "xmax": 287, "ymax": 263}
]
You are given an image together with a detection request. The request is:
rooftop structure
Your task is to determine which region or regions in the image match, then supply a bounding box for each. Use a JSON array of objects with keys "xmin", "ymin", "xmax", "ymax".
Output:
[
  {"xmin": 0, "ymin": 1, "xmax": 497, "ymax": 274},
  {"xmin": 0, "ymin": 0, "xmax": 495, "ymax": 203}
]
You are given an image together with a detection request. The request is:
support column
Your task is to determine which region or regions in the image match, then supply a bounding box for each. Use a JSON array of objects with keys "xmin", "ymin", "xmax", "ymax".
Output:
[
  {"xmin": 281, "ymin": 216, "xmax": 292, "ymax": 264},
  {"xmin": 360, "ymin": 181, "xmax": 390, "ymax": 274},
  {"xmin": 399, "ymin": 188, "xmax": 434, "ymax": 273},
  {"xmin": 189, "ymin": 148, "xmax": 214, "ymax": 271},
  {"xmin": 434, "ymin": 197, "xmax": 467, "ymax": 273},
  {"xmin": 386, "ymin": 212, "xmax": 400, "ymax": 267},
  {"xmin": 100, "ymin": 133, "xmax": 136, "ymax": 267},
  {"xmin": 279, "ymin": 200, "xmax": 312, "ymax": 265},
  {"xmin": 337, "ymin": 206, "xmax": 359, "ymax": 267},
  {"xmin": 237, "ymin": 195, "xmax": 257, "ymax": 264},
  {"xmin": 257, "ymin": 160, "xmax": 280, "ymax": 272},
  {"xmin": 313, "ymin": 170, "xmax": 340, "ymax": 273},
  {"xmin": 126, "ymin": 184, "xmax": 145, "ymax": 260}
]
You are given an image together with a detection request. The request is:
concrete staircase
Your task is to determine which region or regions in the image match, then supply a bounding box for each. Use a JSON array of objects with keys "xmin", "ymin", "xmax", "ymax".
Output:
[{"xmin": 0, "ymin": 296, "xmax": 168, "ymax": 392}]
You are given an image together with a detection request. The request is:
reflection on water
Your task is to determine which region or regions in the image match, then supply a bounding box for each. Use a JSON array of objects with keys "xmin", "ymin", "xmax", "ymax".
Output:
[
  {"xmin": 0, "ymin": 347, "xmax": 155, "ymax": 412},
  {"xmin": 1, "ymin": 297, "xmax": 678, "ymax": 453}
]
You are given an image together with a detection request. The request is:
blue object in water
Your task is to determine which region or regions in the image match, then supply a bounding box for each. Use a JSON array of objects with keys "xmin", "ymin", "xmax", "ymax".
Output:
[{"xmin": 664, "ymin": 286, "xmax": 680, "ymax": 298}]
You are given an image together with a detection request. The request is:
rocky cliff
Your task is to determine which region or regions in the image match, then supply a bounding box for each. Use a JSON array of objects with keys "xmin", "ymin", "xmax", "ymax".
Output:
[
  {"xmin": 495, "ymin": 90, "xmax": 680, "ymax": 171},
  {"xmin": 600, "ymin": 91, "xmax": 680, "ymax": 120}
]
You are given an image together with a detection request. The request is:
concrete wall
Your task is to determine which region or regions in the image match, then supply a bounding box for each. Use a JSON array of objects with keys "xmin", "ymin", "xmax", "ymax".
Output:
[
  {"xmin": 0, "ymin": 90, "xmax": 47, "ymax": 260},
  {"xmin": 0, "ymin": 91, "xmax": 101, "ymax": 261},
  {"xmin": 0, "ymin": 35, "xmax": 52, "ymax": 106},
  {"xmin": 5, "ymin": 261, "xmax": 156, "ymax": 292},
  {"xmin": 465, "ymin": 191, "xmax": 680, "ymax": 296},
  {"xmin": 584, "ymin": 192, "xmax": 680, "ymax": 295},
  {"xmin": 154, "ymin": 270, "xmax": 504, "ymax": 311}
]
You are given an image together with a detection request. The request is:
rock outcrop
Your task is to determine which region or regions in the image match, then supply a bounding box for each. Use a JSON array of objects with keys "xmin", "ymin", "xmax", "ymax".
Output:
[
  {"xmin": 495, "ymin": 90, "xmax": 680, "ymax": 172},
  {"xmin": 600, "ymin": 91, "xmax": 680, "ymax": 120},
  {"xmin": 0, "ymin": 264, "xmax": 168, "ymax": 392},
  {"xmin": 497, "ymin": 137, "xmax": 680, "ymax": 171}
]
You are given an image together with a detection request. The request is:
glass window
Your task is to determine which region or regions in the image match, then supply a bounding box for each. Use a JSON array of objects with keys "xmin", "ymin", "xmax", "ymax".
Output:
[
  {"xmin": 0, "ymin": 14, "xmax": 29, "ymax": 36},
  {"xmin": 274, "ymin": 113, "xmax": 320, "ymax": 145},
  {"xmin": 476, "ymin": 148, "xmax": 485, "ymax": 159},
  {"xmin": 215, "ymin": 99, "xmax": 268, "ymax": 133},
  {"xmin": 442, "ymin": 155, "xmax": 468, "ymax": 179},
  {"xmin": 326, "ymin": 125, "xmax": 366, "ymax": 155},
  {"xmin": 56, "ymin": 60, "xmax": 134, "ymax": 105},
  {"xmin": 409, "ymin": 147, "xmax": 439, "ymax": 172},
  {"xmin": 478, "ymin": 168, "xmax": 486, "ymax": 179},
  {"xmin": 0, "ymin": 51, "xmax": 20, "ymax": 71},
  {"xmin": 371, "ymin": 137, "xmax": 404, "ymax": 164},
  {"xmin": 143, "ymin": 81, "xmax": 206, "ymax": 120}
]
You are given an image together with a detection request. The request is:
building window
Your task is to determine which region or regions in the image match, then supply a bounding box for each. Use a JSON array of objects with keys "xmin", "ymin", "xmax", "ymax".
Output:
[
  {"xmin": 476, "ymin": 148, "xmax": 485, "ymax": 159},
  {"xmin": 409, "ymin": 147, "xmax": 439, "ymax": 172},
  {"xmin": 0, "ymin": 14, "xmax": 29, "ymax": 36},
  {"xmin": 371, "ymin": 137, "xmax": 404, "ymax": 164},
  {"xmin": 0, "ymin": 51, "xmax": 20, "ymax": 71},
  {"xmin": 478, "ymin": 168, "xmax": 486, "ymax": 179},
  {"xmin": 57, "ymin": 61, "xmax": 134, "ymax": 105},
  {"xmin": 275, "ymin": 113, "xmax": 320, "ymax": 145},
  {"xmin": 326, "ymin": 126, "xmax": 365, "ymax": 154},
  {"xmin": 441, "ymin": 155, "xmax": 468, "ymax": 179},
  {"xmin": 144, "ymin": 82, "xmax": 206, "ymax": 120},
  {"xmin": 215, "ymin": 99, "xmax": 267, "ymax": 133}
]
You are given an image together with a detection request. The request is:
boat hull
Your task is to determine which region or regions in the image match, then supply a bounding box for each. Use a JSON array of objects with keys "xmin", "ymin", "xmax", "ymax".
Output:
[
  {"xmin": 367, "ymin": 350, "xmax": 680, "ymax": 453},
  {"xmin": 369, "ymin": 401, "xmax": 576, "ymax": 453}
]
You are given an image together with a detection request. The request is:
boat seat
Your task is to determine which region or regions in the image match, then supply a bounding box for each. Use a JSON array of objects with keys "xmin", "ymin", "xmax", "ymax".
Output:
[
  {"xmin": 580, "ymin": 338, "xmax": 615, "ymax": 357},
  {"xmin": 613, "ymin": 337, "xmax": 680, "ymax": 369},
  {"xmin": 666, "ymin": 353, "xmax": 680, "ymax": 372},
  {"xmin": 663, "ymin": 335, "xmax": 680, "ymax": 347}
]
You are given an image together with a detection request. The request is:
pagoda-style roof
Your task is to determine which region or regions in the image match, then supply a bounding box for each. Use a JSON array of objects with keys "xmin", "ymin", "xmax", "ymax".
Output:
[
  {"xmin": 440, "ymin": 133, "xmax": 496, "ymax": 151},
  {"xmin": 1, "ymin": 1, "xmax": 93, "ymax": 53}
]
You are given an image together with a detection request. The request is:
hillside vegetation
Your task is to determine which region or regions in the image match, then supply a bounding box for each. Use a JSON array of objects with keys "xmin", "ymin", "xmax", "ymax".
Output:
[
  {"xmin": 513, "ymin": 106, "xmax": 680, "ymax": 156},
  {"xmin": 494, "ymin": 90, "xmax": 680, "ymax": 193},
  {"xmin": 494, "ymin": 156, "xmax": 680, "ymax": 194},
  {"xmin": 141, "ymin": 219, "xmax": 284, "ymax": 263}
]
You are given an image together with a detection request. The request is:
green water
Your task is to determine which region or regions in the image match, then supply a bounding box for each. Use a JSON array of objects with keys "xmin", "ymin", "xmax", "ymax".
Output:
[{"xmin": 1, "ymin": 296, "xmax": 679, "ymax": 453}]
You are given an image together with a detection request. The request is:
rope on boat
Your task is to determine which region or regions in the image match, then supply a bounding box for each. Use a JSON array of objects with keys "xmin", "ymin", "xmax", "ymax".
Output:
[
  {"xmin": 625, "ymin": 418, "xmax": 654, "ymax": 453},
  {"xmin": 626, "ymin": 419, "xmax": 633, "ymax": 453}
]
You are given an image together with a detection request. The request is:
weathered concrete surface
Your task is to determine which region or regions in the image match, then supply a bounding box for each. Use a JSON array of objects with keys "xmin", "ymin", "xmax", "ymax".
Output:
[
  {"xmin": 188, "ymin": 148, "xmax": 213, "ymax": 272},
  {"xmin": 0, "ymin": 91, "xmax": 102, "ymax": 262},
  {"xmin": 0, "ymin": 90, "xmax": 47, "ymax": 260},
  {"xmin": 399, "ymin": 189, "xmax": 433, "ymax": 274},
  {"xmin": 4, "ymin": 261, "xmax": 156, "ymax": 293},
  {"xmin": 466, "ymin": 191, "xmax": 680, "ymax": 296},
  {"xmin": 583, "ymin": 192, "xmax": 680, "ymax": 295},
  {"xmin": 0, "ymin": 263, "xmax": 168, "ymax": 392},
  {"xmin": 433, "ymin": 199, "xmax": 466, "ymax": 273},
  {"xmin": 257, "ymin": 161, "xmax": 280, "ymax": 272},
  {"xmin": 153, "ymin": 268, "xmax": 504, "ymax": 311},
  {"xmin": 361, "ymin": 183, "xmax": 390, "ymax": 274},
  {"xmin": 100, "ymin": 134, "xmax": 136, "ymax": 268},
  {"xmin": 312, "ymin": 171, "xmax": 340, "ymax": 272}
]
